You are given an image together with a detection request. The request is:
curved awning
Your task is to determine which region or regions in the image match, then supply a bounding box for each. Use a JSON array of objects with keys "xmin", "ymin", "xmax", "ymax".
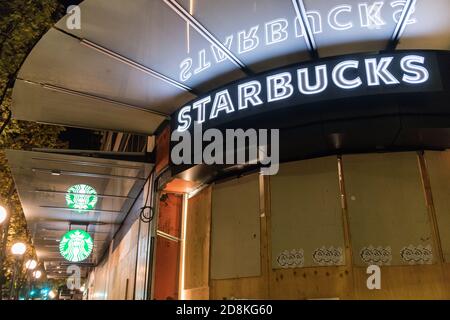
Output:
[
  {"xmin": 6, "ymin": 149, "xmax": 152, "ymax": 277},
  {"xmin": 12, "ymin": 0, "xmax": 450, "ymax": 135}
]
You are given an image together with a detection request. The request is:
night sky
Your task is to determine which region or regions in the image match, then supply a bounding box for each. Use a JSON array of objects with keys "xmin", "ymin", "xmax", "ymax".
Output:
[{"xmin": 58, "ymin": 0, "xmax": 84, "ymax": 9}]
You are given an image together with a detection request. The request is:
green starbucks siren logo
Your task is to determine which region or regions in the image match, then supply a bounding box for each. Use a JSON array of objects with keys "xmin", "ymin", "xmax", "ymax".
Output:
[
  {"xmin": 66, "ymin": 184, "xmax": 98, "ymax": 211},
  {"xmin": 59, "ymin": 230, "xmax": 94, "ymax": 262}
]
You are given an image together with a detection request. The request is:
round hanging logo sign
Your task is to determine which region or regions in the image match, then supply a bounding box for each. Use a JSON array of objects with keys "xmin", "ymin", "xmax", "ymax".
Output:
[
  {"xmin": 59, "ymin": 230, "xmax": 94, "ymax": 262},
  {"xmin": 65, "ymin": 184, "xmax": 98, "ymax": 211}
]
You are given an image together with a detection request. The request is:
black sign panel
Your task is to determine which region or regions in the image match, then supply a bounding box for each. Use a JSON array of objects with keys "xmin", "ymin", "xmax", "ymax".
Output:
[{"xmin": 171, "ymin": 50, "xmax": 444, "ymax": 133}]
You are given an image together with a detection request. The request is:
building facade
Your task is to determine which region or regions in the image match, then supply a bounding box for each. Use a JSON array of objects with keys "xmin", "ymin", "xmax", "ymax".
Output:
[{"xmin": 6, "ymin": 0, "xmax": 450, "ymax": 299}]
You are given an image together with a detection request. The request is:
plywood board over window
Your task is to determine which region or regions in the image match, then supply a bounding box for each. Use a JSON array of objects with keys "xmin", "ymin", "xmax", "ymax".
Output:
[
  {"xmin": 270, "ymin": 156, "xmax": 345, "ymax": 269},
  {"xmin": 157, "ymin": 193, "xmax": 182, "ymax": 238},
  {"xmin": 184, "ymin": 187, "xmax": 212, "ymax": 299},
  {"xmin": 425, "ymin": 151, "xmax": 450, "ymax": 262},
  {"xmin": 153, "ymin": 237, "xmax": 180, "ymax": 300},
  {"xmin": 153, "ymin": 193, "xmax": 183, "ymax": 300},
  {"xmin": 343, "ymin": 152, "xmax": 433, "ymax": 266},
  {"xmin": 211, "ymin": 174, "xmax": 261, "ymax": 280}
]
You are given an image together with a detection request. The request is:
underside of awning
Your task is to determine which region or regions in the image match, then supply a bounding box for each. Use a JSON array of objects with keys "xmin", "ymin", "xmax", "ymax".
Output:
[
  {"xmin": 11, "ymin": 0, "xmax": 450, "ymax": 135},
  {"xmin": 6, "ymin": 149, "xmax": 152, "ymax": 279}
]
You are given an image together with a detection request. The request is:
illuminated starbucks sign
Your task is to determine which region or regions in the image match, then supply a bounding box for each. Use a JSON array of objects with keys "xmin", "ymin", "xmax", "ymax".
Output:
[
  {"xmin": 65, "ymin": 184, "xmax": 98, "ymax": 211},
  {"xmin": 59, "ymin": 230, "xmax": 94, "ymax": 262},
  {"xmin": 178, "ymin": 0, "xmax": 419, "ymax": 82},
  {"xmin": 174, "ymin": 50, "xmax": 441, "ymax": 132}
]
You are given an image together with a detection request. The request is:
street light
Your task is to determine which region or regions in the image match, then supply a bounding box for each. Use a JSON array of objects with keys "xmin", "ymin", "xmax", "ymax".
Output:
[
  {"xmin": 48, "ymin": 290, "xmax": 56, "ymax": 299},
  {"xmin": 25, "ymin": 260, "xmax": 38, "ymax": 300},
  {"xmin": 11, "ymin": 242, "xmax": 26, "ymax": 256},
  {"xmin": 33, "ymin": 270, "xmax": 42, "ymax": 279},
  {"xmin": 0, "ymin": 205, "xmax": 7, "ymax": 224},
  {"xmin": 25, "ymin": 259, "xmax": 37, "ymax": 270},
  {"xmin": 9, "ymin": 242, "xmax": 27, "ymax": 299}
]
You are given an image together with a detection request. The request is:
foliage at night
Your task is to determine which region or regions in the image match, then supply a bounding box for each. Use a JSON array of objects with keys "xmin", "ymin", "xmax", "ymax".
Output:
[{"xmin": 0, "ymin": 0, "xmax": 67, "ymax": 297}]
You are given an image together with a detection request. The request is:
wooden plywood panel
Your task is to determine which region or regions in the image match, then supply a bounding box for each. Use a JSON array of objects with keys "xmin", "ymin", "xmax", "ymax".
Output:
[
  {"xmin": 153, "ymin": 236, "xmax": 180, "ymax": 300},
  {"xmin": 268, "ymin": 251, "xmax": 450, "ymax": 300},
  {"xmin": 207, "ymin": 155, "xmax": 450, "ymax": 300},
  {"xmin": 119, "ymin": 245, "xmax": 137, "ymax": 300},
  {"xmin": 184, "ymin": 187, "xmax": 212, "ymax": 291},
  {"xmin": 210, "ymin": 275, "xmax": 268, "ymax": 300},
  {"xmin": 183, "ymin": 287, "xmax": 210, "ymax": 300},
  {"xmin": 153, "ymin": 193, "xmax": 183, "ymax": 300},
  {"xmin": 158, "ymin": 193, "xmax": 183, "ymax": 238},
  {"xmin": 343, "ymin": 152, "xmax": 432, "ymax": 266},
  {"xmin": 106, "ymin": 220, "xmax": 139, "ymax": 300},
  {"xmin": 353, "ymin": 265, "xmax": 450, "ymax": 299},
  {"xmin": 90, "ymin": 258, "xmax": 109, "ymax": 300},
  {"xmin": 425, "ymin": 151, "xmax": 450, "ymax": 262},
  {"xmin": 211, "ymin": 174, "xmax": 261, "ymax": 280},
  {"xmin": 270, "ymin": 266, "xmax": 353, "ymax": 299},
  {"xmin": 210, "ymin": 176, "xmax": 269, "ymax": 299},
  {"xmin": 270, "ymin": 157, "xmax": 345, "ymax": 268},
  {"xmin": 135, "ymin": 219, "xmax": 151, "ymax": 300}
]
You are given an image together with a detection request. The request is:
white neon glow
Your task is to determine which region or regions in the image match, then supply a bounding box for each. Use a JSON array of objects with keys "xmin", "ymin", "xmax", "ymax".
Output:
[
  {"xmin": 359, "ymin": 2, "xmax": 386, "ymax": 28},
  {"xmin": 178, "ymin": 4, "xmax": 420, "ymax": 81},
  {"xmin": 298, "ymin": 65, "xmax": 328, "ymax": 95},
  {"xmin": 192, "ymin": 96, "xmax": 211, "ymax": 124},
  {"xmin": 294, "ymin": 11, "xmax": 324, "ymax": 38},
  {"xmin": 306, "ymin": 11, "xmax": 323, "ymax": 34},
  {"xmin": 365, "ymin": 57, "xmax": 400, "ymax": 86},
  {"xmin": 177, "ymin": 105, "xmax": 192, "ymax": 132},
  {"xmin": 332, "ymin": 60, "xmax": 362, "ymax": 89},
  {"xmin": 294, "ymin": 16, "xmax": 305, "ymax": 38},
  {"xmin": 328, "ymin": 5, "xmax": 353, "ymax": 31},
  {"xmin": 238, "ymin": 25, "xmax": 259, "ymax": 54},
  {"xmin": 401, "ymin": 55, "xmax": 429, "ymax": 84},
  {"xmin": 180, "ymin": 195, "xmax": 188, "ymax": 300},
  {"xmin": 176, "ymin": 53, "xmax": 431, "ymax": 131},
  {"xmin": 210, "ymin": 89, "xmax": 235, "ymax": 119},
  {"xmin": 194, "ymin": 49, "xmax": 211, "ymax": 74},
  {"xmin": 238, "ymin": 81, "xmax": 263, "ymax": 110},
  {"xmin": 391, "ymin": 0, "xmax": 417, "ymax": 42},
  {"xmin": 392, "ymin": 0, "xmax": 417, "ymax": 25},
  {"xmin": 265, "ymin": 19, "xmax": 289, "ymax": 45},
  {"xmin": 292, "ymin": 0, "xmax": 317, "ymax": 51},
  {"xmin": 164, "ymin": 0, "xmax": 245, "ymax": 70},
  {"xmin": 267, "ymin": 72, "xmax": 294, "ymax": 102},
  {"xmin": 179, "ymin": 58, "xmax": 193, "ymax": 82},
  {"xmin": 211, "ymin": 35, "xmax": 233, "ymax": 63}
]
